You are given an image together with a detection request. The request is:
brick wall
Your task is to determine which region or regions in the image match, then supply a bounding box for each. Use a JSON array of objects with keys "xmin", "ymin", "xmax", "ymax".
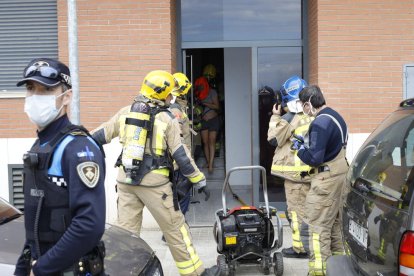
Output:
[
  {"xmin": 308, "ymin": 0, "xmax": 414, "ymax": 133},
  {"xmin": 0, "ymin": 0, "xmax": 175, "ymax": 138},
  {"xmin": 1, "ymin": 1, "xmax": 413, "ymax": 137}
]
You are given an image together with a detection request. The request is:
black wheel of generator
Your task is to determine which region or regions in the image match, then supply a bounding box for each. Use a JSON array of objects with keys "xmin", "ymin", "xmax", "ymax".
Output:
[
  {"xmin": 217, "ymin": 254, "xmax": 229, "ymax": 276},
  {"xmin": 261, "ymin": 257, "xmax": 271, "ymax": 275},
  {"xmin": 273, "ymin": 252, "xmax": 284, "ymax": 276},
  {"xmin": 213, "ymin": 221, "xmax": 218, "ymax": 243}
]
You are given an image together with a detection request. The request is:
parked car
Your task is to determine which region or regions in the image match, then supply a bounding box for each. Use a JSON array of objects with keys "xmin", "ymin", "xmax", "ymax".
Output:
[
  {"xmin": 327, "ymin": 98, "xmax": 414, "ymax": 276},
  {"xmin": 0, "ymin": 197, "xmax": 163, "ymax": 276}
]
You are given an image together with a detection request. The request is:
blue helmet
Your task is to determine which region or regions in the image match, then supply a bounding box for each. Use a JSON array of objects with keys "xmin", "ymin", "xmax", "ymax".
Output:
[{"xmin": 280, "ymin": 76, "xmax": 307, "ymax": 105}]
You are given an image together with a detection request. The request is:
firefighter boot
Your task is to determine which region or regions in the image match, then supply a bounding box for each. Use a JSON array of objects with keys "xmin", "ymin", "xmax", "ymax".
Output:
[
  {"xmin": 282, "ymin": 247, "xmax": 308, "ymax": 259},
  {"xmin": 201, "ymin": 265, "xmax": 221, "ymax": 276}
]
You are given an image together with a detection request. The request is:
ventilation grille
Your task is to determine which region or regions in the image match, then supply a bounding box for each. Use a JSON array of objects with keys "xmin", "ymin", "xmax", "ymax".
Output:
[
  {"xmin": 0, "ymin": 0, "xmax": 58, "ymax": 92},
  {"xmin": 9, "ymin": 165, "xmax": 24, "ymax": 211}
]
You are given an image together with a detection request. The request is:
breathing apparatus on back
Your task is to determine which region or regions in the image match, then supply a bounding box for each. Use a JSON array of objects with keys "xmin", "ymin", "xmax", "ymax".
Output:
[
  {"xmin": 121, "ymin": 100, "xmax": 151, "ymax": 183},
  {"xmin": 120, "ymin": 70, "xmax": 175, "ymax": 183}
]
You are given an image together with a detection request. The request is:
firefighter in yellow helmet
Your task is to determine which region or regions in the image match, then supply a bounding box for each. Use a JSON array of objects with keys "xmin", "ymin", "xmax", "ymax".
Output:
[
  {"xmin": 166, "ymin": 72, "xmax": 194, "ymax": 216},
  {"xmin": 268, "ymin": 76, "xmax": 312, "ymax": 259},
  {"xmin": 203, "ymin": 64, "xmax": 216, "ymax": 84},
  {"xmin": 91, "ymin": 70, "xmax": 220, "ymax": 276},
  {"xmin": 170, "ymin": 73, "xmax": 192, "ymax": 151}
]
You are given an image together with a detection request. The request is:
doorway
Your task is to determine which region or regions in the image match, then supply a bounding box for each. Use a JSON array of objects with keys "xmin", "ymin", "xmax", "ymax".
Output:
[
  {"xmin": 183, "ymin": 48, "xmax": 225, "ymax": 168},
  {"xmin": 183, "ymin": 48, "xmax": 227, "ymax": 226},
  {"xmin": 183, "ymin": 48, "xmax": 255, "ymax": 226}
]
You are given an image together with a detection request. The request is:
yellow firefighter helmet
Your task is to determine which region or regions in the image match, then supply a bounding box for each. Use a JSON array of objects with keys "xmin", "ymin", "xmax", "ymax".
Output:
[
  {"xmin": 172, "ymin": 72, "xmax": 192, "ymax": 97},
  {"xmin": 203, "ymin": 64, "xmax": 216, "ymax": 80},
  {"xmin": 140, "ymin": 70, "xmax": 175, "ymax": 100}
]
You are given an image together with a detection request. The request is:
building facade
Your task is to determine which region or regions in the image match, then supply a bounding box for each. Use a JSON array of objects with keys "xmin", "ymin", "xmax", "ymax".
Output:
[{"xmin": 1, "ymin": 0, "xmax": 414, "ymax": 223}]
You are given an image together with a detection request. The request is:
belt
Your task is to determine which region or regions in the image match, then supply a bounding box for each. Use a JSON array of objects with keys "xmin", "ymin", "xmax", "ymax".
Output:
[{"xmin": 308, "ymin": 165, "xmax": 330, "ymax": 175}]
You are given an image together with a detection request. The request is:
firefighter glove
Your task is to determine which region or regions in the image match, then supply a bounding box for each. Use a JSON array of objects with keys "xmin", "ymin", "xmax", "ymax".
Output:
[
  {"xmin": 291, "ymin": 139, "xmax": 304, "ymax": 151},
  {"xmin": 195, "ymin": 179, "xmax": 210, "ymax": 201},
  {"xmin": 194, "ymin": 179, "xmax": 206, "ymax": 191}
]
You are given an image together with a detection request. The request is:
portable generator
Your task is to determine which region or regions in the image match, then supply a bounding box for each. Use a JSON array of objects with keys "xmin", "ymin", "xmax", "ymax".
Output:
[{"xmin": 213, "ymin": 166, "xmax": 284, "ymax": 276}]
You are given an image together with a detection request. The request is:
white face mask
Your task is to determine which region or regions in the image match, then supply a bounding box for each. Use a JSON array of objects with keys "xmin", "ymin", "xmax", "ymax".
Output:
[
  {"xmin": 302, "ymin": 96, "xmax": 317, "ymax": 116},
  {"xmin": 24, "ymin": 92, "xmax": 67, "ymax": 128},
  {"xmin": 287, "ymin": 99, "xmax": 303, "ymax": 113}
]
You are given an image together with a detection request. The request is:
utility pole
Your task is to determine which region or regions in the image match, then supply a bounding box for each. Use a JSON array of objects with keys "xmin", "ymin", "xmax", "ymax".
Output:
[{"xmin": 67, "ymin": 0, "xmax": 80, "ymax": 124}]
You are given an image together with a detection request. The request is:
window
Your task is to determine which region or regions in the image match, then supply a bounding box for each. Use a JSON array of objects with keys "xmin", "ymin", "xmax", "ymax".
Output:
[
  {"xmin": 404, "ymin": 64, "xmax": 414, "ymax": 100},
  {"xmin": 348, "ymin": 110, "xmax": 414, "ymax": 210},
  {"xmin": 181, "ymin": 0, "xmax": 301, "ymax": 42},
  {"xmin": 257, "ymin": 46, "xmax": 303, "ymax": 92},
  {"xmin": 0, "ymin": 0, "xmax": 58, "ymax": 92}
]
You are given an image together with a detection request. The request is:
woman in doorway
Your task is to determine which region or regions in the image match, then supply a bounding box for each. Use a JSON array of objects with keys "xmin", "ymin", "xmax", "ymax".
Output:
[{"xmin": 195, "ymin": 75, "xmax": 220, "ymax": 173}]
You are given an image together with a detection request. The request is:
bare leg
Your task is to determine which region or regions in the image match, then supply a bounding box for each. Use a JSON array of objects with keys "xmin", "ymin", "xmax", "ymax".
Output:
[
  {"xmin": 208, "ymin": 131, "xmax": 217, "ymax": 173},
  {"xmin": 201, "ymin": 129, "xmax": 210, "ymax": 167}
]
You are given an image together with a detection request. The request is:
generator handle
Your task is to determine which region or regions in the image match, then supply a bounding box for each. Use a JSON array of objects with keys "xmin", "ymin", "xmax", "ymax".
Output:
[{"xmin": 222, "ymin": 165, "xmax": 269, "ymax": 217}]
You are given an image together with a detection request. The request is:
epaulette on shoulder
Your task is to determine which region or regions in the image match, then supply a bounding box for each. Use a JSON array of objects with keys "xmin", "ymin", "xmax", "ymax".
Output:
[{"xmin": 70, "ymin": 130, "xmax": 88, "ymax": 136}]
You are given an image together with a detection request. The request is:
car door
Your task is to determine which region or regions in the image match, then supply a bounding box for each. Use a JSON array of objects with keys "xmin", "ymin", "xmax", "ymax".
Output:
[{"xmin": 343, "ymin": 110, "xmax": 414, "ymax": 275}]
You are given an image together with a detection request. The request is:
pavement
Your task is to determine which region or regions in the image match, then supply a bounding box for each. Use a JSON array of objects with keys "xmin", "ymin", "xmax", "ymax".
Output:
[{"xmin": 140, "ymin": 222, "xmax": 309, "ymax": 276}]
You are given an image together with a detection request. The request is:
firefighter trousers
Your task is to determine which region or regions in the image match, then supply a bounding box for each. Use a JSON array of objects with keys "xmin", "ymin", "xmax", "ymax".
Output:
[
  {"xmin": 116, "ymin": 182, "xmax": 205, "ymax": 276},
  {"xmin": 285, "ymin": 179, "xmax": 310, "ymax": 253},
  {"xmin": 300, "ymin": 171, "xmax": 346, "ymax": 276}
]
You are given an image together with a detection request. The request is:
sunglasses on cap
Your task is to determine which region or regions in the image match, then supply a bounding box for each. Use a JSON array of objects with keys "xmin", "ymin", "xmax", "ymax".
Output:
[{"xmin": 24, "ymin": 65, "xmax": 59, "ymax": 79}]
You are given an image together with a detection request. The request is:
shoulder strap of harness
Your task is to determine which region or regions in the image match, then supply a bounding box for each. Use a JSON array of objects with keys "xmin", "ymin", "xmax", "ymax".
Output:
[
  {"xmin": 148, "ymin": 105, "xmax": 173, "ymax": 157},
  {"xmin": 317, "ymin": 113, "xmax": 348, "ymax": 147}
]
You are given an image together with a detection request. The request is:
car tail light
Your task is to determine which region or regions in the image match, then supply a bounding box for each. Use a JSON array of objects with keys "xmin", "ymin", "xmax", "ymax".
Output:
[{"xmin": 399, "ymin": 231, "xmax": 414, "ymax": 276}]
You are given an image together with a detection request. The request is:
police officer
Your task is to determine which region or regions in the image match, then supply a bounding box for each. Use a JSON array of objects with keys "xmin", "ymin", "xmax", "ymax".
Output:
[
  {"xmin": 14, "ymin": 58, "xmax": 106, "ymax": 276},
  {"xmin": 267, "ymin": 76, "xmax": 312, "ymax": 259},
  {"xmin": 91, "ymin": 70, "xmax": 220, "ymax": 276},
  {"xmin": 292, "ymin": 85, "xmax": 348, "ymax": 276},
  {"xmin": 167, "ymin": 72, "xmax": 193, "ymax": 215}
]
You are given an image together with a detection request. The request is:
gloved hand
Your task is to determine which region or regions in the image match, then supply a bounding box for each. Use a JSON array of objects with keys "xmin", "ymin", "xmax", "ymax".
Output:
[
  {"xmin": 291, "ymin": 139, "xmax": 304, "ymax": 151},
  {"xmin": 195, "ymin": 179, "xmax": 210, "ymax": 201},
  {"xmin": 292, "ymin": 134, "xmax": 304, "ymax": 143},
  {"xmin": 194, "ymin": 179, "xmax": 206, "ymax": 191}
]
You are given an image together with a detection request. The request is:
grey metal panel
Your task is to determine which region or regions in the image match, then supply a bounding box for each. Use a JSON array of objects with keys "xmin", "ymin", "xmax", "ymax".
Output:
[
  {"xmin": 224, "ymin": 48, "xmax": 252, "ymax": 185},
  {"xmin": 8, "ymin": 164, "xmax": 24, "ymax": 210},
  {"xmin": 0, "ymin": 0, "xmax": 58, "ymax": 92},
  {"xmin": 404, "ymin": 64, "xmax": 414, "ymax": 99}
]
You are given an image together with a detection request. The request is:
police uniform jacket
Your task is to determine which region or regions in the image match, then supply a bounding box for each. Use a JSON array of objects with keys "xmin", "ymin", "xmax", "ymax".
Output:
[{"xmin": 14, "ymin": 115, "xmax": 106, "ymax": 276}]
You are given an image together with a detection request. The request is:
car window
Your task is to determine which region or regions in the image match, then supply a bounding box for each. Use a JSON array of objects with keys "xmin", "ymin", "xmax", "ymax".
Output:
[{"xmin": 348, "ymin": 111, "xmax": 414, "ymax": 210}]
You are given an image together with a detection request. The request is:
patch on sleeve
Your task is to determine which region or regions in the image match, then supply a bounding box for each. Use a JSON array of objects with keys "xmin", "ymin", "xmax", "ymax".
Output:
[{"xmin": 77, "ymin": 161, "xmax": 100, "ymax": 188}]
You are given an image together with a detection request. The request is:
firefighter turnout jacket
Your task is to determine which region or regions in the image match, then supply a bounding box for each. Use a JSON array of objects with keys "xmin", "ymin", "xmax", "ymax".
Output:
[
  {"xmin": 169, "ymin": 97, "xmax": 192, "ymax": 152},
  {"xmin": 268, "ymin": 112, "xmax": 313, "ymax": 182},
  {"xmin": 92, "ymin": 97, "xmax": 204, "ymax": 187}
]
